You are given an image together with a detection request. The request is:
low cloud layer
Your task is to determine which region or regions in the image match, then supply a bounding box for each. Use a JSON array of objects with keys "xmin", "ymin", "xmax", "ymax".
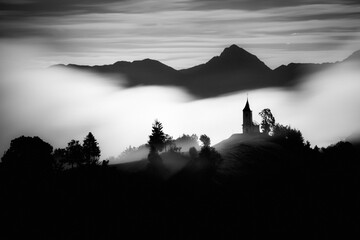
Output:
[{"xmin": 1, "ymin": 42, "xmax": 359, "ymax": 162}]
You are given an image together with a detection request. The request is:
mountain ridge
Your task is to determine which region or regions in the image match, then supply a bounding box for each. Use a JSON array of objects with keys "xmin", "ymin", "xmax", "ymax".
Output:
[{"xmin": 53, "ymin": 45, "xmax": 359, "ymax": 98}]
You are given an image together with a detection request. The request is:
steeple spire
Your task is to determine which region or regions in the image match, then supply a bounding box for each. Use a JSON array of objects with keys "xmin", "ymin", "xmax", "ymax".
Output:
[
  {"xmin": 242, "ymin": 95, "xmax": 259, "ymax": 134},
  {"xmin": 243, "ymin": 97, "xmax": 251, "ymax": 111}
]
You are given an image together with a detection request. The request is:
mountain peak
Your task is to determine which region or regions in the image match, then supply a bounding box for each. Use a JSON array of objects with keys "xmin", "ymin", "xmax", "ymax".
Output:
[
  {"xmin": 219, "ymin": 44, "xmax": 253, "ymax": 59},
  {"xmin": 200, "ymin": 44, "xmax": 270, "ymax": 71}
]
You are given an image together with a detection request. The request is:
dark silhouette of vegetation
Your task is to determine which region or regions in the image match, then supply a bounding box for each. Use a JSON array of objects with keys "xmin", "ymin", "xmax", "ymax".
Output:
[
  {"xmin": 83, "ymin": 132, "xmax": 101, "ymax": 165},
  {"xmin": 1, "ymin": 136, "xmax": 53, "ymax": 172},
  {"xmin": 53, "ymin": 148, "xmax": 67, "ymax": 171},
  {"xmin": 66, "ymin": 139, "xmax": 83, "ymax": 168},
  {"xmin": 272, "ymin": 123, "xmax": 304, "ymax": 148},
  {"xmin": 199, "ymin": 134, "xmax": 211, "ymax": 147},
  {"xmin": 1, "ymin": 118, "xmax": 360, "ymax": 240},
  {"xmin": 189, "ymin": 146, "xmax": 198, "ymax": 159},
  {"xmin": 174, "ymin": 134, "xmax": 200, "ymax": 151},
  {"xmin": 148, "ymin": 119, "xmax": 166, "ymax": 152},
  {"xmin": 198, "ymin": 134, "xmax": 222, "ymax": 170},
  {"xmin": 259, "ymin": 108, "xmax": 275, "ymax": 135},
  {"xmin": 164, "ymin": 134, "xmax": 174, "ymax": 151}
]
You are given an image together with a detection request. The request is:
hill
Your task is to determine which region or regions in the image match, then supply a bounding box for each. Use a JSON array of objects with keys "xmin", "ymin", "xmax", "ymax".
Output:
[{"xmin": 214, "ymin": 133, "xmax": 289, "ymax": 176}]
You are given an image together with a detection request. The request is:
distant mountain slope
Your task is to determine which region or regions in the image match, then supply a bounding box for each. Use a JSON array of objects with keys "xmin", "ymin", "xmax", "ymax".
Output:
[
  {"xmin": 344, "ymin": 50, "xmax": 360, "ymax": 62},
  {"xmin": 273, "ymin": 62, "xmax": 333, "ymax": 87},
  {"xmin": 54, "ymin": 45, "xmax": 359, "ymax": 98},
  {"xmin": 58, "ymin": 58, "xmax": 182, "ymax": 87}
]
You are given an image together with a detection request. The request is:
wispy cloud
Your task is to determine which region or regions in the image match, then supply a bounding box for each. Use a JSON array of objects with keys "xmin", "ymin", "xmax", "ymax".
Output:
[{"xmin": 1, "ymin": 1, "xmax": 359, "ymax": 68}]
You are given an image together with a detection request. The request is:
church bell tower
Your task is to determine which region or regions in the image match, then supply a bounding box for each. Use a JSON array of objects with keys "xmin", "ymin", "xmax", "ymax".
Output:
[{"xmin": 242, "ymin": 98, "xmax": 253, "ymax": 134}]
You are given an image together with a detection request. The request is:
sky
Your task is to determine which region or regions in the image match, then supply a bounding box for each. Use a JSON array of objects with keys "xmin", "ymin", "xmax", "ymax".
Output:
[
  {"xmin": 1, "ymin": 0, "xmax": 360, "ymax": 161},
  {"xmin": 1, "ymin": 0, "xmax": 360, "ymax": 69}
]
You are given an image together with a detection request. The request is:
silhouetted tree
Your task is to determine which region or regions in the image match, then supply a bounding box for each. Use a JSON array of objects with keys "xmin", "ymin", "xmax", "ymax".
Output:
[
  {"xmin": 164, "ymin": 134, "xmax": 175, "ymax": 152},
  {"xmin": 147, "ymin": 147, "xmax": 163, "ymax": 166},
  {"xmin": 66, "ymin": 140, "xmax": 83, "ymax": 168},
  {"xmin": 200, "ymin": 134, "xmax": 211, "ymax": 147},
  {"xmin": 53, "ymin": 148, "xmax": 67, "ymax": 171},
  {"xmin": 101, "ymin": 160, "xmax": 109, "ymax": 166},
  {"xmin": 83, "ymin": 132, "xmax": 101, "ymax": 165},
  {"xmin": 1, "ymin": 136, "xmax": 54, "ymax": 172},
  {"xmin": 189, "ymin": 147, "xmax": 199, "ymax": 159},
  {"xmin": 259, "ymin": 108, "xmax": 275, "ymax": 135},
  {"xmin": 198, "ymin": 135, "xmax": 222, "ymax": 169},
  {"xmin": 314, "ymin": 145, "xmax": 319, "ymax": 152},
  {"xmin": 148, "ymin": 120, "xmax": 166, "ymax": 153},
  {"xmin": 174, "ymin": 134, "xmax": 200, "ymax": 151},
  {"xmin": 272, "ymin": 123, "xmax": 304, "ymax": 148}
]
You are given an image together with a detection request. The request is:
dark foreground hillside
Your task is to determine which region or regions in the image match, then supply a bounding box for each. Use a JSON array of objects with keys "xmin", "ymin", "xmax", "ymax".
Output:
[{"xmin": 1, "ymin": 137, "xmax": 360, "ymax": 240}]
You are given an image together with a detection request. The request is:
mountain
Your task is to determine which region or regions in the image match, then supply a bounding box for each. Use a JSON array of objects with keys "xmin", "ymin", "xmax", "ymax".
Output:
[
  {"xmin": 54, "ymin": 45, "xmax": 359, "ymax": 98},
  {"xmin": 344, "ymin": 50, "xmax": 360, "ymax": 62},
  {"xmin": 273, "ymin": 50, "xmax": 360, "ymax": 87},
  {"xmin": 181, "ymin": 44, "xmax": 271, "ymax": 74},
  {"xmin": 273, "ymin": 62, "xmax": 333, "ymax": 87},
  {"xmin": 179, "ymin": 45, "xmax": 277, "ymax": 98},
  {"xmin": 58, "ymin": 58, "xmax": 182, "ymax": 87}
]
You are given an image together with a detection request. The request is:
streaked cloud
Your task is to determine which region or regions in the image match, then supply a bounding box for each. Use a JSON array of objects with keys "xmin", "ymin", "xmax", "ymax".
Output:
[{"xmin": 0, "ymin": 1, "xmax": 359, "ymax": 68}]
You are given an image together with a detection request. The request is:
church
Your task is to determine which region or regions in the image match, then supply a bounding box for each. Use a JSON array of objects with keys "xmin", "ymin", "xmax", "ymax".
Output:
[{"xmin": 242, "ymin": 98, "xmax": 260, "ymax": 134}]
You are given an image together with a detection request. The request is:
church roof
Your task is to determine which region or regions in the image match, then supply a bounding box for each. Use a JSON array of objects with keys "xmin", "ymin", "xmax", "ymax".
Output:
[{"xmin": 243, "ymin": 99, "xmax": 251, "ymax": 111}]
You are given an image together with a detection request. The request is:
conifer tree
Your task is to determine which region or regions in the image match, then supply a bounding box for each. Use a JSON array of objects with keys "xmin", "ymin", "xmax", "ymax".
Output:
[
  {"xmin": 148, "ymin": 120, "xmax": 166, "ymax": 152},
  {"xmin": 82, "ymin": 132, "xmax": 101, "ymax": 165}
]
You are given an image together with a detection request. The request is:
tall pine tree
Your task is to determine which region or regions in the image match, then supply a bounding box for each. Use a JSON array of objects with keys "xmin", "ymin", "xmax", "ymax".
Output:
[
  {"xmin": 148, "ymin": 120, "xmax": 166, "ymax": 152},
  {"xmin": 82, "ymin": 132, "xmax": 101, "ymax": 165}
]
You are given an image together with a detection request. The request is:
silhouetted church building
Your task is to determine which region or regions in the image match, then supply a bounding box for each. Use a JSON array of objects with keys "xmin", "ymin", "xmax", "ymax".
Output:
[{"xmin": 242, "ymin": 99, "xmax": 260, "ymax": 134}]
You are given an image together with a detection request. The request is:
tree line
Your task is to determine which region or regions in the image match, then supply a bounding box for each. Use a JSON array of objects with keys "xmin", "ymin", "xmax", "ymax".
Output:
[{"xmin": 1, "ymin": 132, "xmax": 104, "ymax": 173}]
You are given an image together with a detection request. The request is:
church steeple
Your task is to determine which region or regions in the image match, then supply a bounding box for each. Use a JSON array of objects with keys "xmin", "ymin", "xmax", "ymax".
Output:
[
  {"xmin": 243, "ymin": 98, "xmax": 251, "ymax": 112},
  {"xmin": 242, "ymin": 97, "xmax": 259, "ymax": 134}
]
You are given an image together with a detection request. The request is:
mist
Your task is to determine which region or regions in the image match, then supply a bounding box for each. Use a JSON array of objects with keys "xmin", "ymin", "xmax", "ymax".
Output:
[{"xmin": 1, "ymin": 42, "xmax": 359, "ymax": 163}]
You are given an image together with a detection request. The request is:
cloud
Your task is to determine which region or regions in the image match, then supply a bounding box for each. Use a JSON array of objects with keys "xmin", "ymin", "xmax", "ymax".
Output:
[
  {"xmin": 191, "ymin": 0, "xmax": 360, "ymax": 11},
  {"xmin": 0, "ymin": 0, "xmax": 125, "ymax": 17},
  {"xmin": 1, "ymin": 0, "xmax": 359, "ymax": 70},
  {"xmin": 1, "ymin": 41, "xmax": 360, "ymax": 163}
]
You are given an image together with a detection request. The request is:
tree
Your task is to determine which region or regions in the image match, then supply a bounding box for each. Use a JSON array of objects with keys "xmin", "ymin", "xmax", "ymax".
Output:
[
  {"xmin": 272, "ymin": 124, "xmax": 304, "ymax": 148},
  {"xmin": 1, "ymin": 136, "xmax": 54, "ymax": 172},
  {"xmin": 148, "ymin": 120, "xmax": 166, "ymax": 152},
  {"xmin": 66, "ymin": 140, "xmax": 83, "ymax": 168},
  {"xmin": 120, "ymin": 145, "xmax": 137, "ymax": 158},
  {"xmin": 82, "ymin": 132, "xmax": 101, "ymax": 165},
  {"xmin": 174, "ymin": 134, "xmax": 200, "ymax": 152},
  {"xmin": 259, "ymin": 108, "xmax": 275, "ymax": 135},
  {"xmin": 198, "ymin": 135, "xmax": 222, "ymax": 169},
  {"xmin": 53, "ymin": 148, "xmax": 67, "ymax": 171},
  {"xmin": 164, "ymin": 134, "xmax": 174, "ymax": 152},
  {"xmin": 189, "ymin": 147, "xmax": 198, "ymax": 159},
  {"xmin": 200, "ymin": 134, "xmax": 211, "ymax": 148}
]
